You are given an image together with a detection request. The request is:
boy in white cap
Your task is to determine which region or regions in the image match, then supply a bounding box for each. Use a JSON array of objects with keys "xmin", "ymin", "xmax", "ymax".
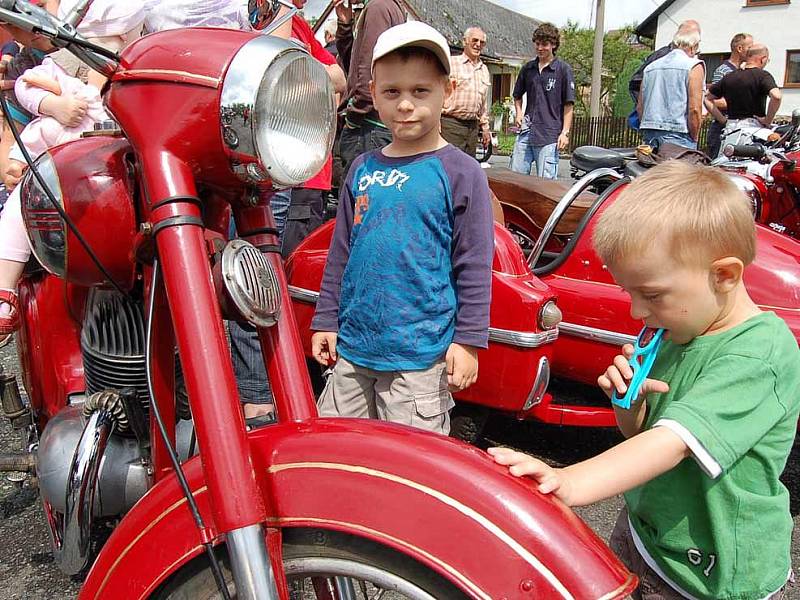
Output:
[{"xmin": 310, "ymin": 22, "xmax": 494, "ymax": 434}]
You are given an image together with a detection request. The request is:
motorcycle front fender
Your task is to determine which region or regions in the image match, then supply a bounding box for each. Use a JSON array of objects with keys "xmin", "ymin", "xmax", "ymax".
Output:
[{"xmin": 78, "ymin": 419, "xmax": 635, "ymax": 600}]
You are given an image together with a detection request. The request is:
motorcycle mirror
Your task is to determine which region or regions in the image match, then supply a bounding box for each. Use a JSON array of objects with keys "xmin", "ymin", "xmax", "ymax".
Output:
[{"xmin": 248, "ymin": 0, "xmax": 281, "ymax": 30}]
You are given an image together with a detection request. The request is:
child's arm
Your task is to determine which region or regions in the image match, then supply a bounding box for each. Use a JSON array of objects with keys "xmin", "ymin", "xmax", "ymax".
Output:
[
  {"xmin": 309, "ymin": 163, "xmax": 358, "ymax": 362},
  {"xmin": 20, "ymin": 72, "xmax": 62, "ymax": 96},
  {"xmin": 15, "ymin": 62, "xmax": 88, "ymax": 127},
  {"xmin": 489, "ymin": 426, "xmax": 690, "ymax": 507},
  {"xmin": 448, "ymin": 164, "xmax": 495, "ymax": 390},
  {"xmin": 597, "ymin": 343, "xmax": 669, "ymax": 437}
]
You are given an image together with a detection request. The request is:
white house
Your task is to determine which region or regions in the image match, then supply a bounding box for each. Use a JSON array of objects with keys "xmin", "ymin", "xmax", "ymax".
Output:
[{"xmin": 637, "ymin": 0, "xmax": 800, "ymax": 115}]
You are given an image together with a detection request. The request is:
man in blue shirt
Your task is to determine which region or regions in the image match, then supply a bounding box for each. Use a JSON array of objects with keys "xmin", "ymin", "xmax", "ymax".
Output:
[{"xmin": 510, "ymin": 22, "xmax": 575, "ymax": 179}]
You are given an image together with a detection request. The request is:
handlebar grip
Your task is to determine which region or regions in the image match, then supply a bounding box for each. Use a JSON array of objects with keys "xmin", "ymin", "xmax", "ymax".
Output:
[{"xmin": 723, "ymin": 143, "xmax": 766, "ymax": 160}]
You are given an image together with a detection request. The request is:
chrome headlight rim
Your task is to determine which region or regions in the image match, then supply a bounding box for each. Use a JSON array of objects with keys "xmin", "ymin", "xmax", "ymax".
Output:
[
  {"xmin": 20, "ymin": 152, "xmax": 67, "ymax": 278},
  {"xmin": 220, "ymin": 35, "xmax": 335, "ymax": 187}
]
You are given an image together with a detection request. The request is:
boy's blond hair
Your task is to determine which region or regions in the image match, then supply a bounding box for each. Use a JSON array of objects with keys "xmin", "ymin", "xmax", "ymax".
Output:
[{"xmin": 593, "ymin": 161, "xmax": 756, "ymax": 268}]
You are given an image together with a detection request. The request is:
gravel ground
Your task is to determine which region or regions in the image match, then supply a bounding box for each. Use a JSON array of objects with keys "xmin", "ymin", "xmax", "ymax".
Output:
[{"xmin": 1, "ymin": 339, "xmax": 798, "ymax": 599}]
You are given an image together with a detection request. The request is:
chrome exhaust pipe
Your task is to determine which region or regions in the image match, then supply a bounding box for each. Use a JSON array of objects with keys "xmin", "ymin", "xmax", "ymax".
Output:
[{"xmin": 52, "ymin": 407, "xmax": 116, "ymax": 575}]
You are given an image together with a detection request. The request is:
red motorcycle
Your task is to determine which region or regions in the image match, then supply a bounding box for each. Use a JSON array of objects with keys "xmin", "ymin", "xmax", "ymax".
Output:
[{"xmin": 0, "ymin": 1, "xmax": 637, "ymax": 598}]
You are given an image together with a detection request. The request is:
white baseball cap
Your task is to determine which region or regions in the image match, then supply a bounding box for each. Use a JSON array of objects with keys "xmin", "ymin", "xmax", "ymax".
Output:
[{"xmin": 371, "ymin": 21, "xmax": 452, "ymax": 75}]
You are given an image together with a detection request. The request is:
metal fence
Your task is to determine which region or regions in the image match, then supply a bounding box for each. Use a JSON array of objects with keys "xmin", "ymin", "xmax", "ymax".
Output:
[{"xmin": 567, "ymin": 116, "xmax": 711, "ymax": 153}]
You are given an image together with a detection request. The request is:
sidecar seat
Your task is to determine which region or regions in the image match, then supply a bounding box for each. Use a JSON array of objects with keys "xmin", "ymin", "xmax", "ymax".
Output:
[
  {"xmin": 486, "ymin": 168, "xmax": 597, "ymax": 236},
  {"xmin": 571, "ymin": 145, "xmax": 632, "ymax": 173}
]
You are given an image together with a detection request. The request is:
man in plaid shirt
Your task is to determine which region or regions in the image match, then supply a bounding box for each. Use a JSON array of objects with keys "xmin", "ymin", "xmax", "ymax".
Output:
[{"xmin": 441, "ymin": 27, "xmax": 491, "ymax": 158}]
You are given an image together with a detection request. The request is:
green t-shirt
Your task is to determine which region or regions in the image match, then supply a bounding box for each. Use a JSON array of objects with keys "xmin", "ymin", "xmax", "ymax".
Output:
[{"xmin": 624, "ymin": 312, "xmax": 800, "ymax": 600}]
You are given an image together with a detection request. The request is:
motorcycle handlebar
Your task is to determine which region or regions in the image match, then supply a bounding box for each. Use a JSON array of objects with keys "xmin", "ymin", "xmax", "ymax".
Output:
[{"xmin": 723, "ymin": 143, "xmax": 767, "ymax": 161}]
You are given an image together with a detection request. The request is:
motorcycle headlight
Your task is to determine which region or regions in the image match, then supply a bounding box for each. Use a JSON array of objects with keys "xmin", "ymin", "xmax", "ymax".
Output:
[
  {"xmin": 220, "ymin": 36, "xmax": 336, "ymax": 187},
  {"xmin": 20, "ymin": 153, "xmax": 66, "ymax": 277}
]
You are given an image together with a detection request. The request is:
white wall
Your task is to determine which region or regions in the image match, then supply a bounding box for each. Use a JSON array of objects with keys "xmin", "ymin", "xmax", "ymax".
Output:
[{"xmin": 655, "ymin": 0, "xmax": 799, "ymax": 115}]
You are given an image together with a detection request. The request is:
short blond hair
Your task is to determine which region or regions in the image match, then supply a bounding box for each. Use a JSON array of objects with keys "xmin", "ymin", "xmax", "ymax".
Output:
[{"xmin": 593, "ymin": 161, "xmax": 756, "ymax": 269}]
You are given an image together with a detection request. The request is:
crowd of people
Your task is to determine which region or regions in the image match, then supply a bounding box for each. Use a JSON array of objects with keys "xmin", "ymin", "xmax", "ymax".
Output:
[
  {"xmin": 634, "ymin": 19, "xmax": 782, "ymax": 157},
  {"xmin": 0, "ymin": 3, "xmax": 797, "ymax": 600}
]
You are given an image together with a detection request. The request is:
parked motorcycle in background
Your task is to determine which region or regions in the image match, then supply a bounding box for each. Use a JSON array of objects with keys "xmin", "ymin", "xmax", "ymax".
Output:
[
  {"xmin": 568, "ymin": 110, "xmax": 800, "ymax": 241},
  {"xmin": 0, "ymin": 1, "xmax": 637, "ymax": 598}
]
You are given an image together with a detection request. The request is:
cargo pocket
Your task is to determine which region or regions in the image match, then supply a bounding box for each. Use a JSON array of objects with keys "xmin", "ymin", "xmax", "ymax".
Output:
[{"xmin": 411, "ymin": 389, "xmax": 455, "ymax": 435}]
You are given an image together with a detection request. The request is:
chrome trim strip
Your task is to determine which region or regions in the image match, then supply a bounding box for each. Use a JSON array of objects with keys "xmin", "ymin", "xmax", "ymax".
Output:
[
  {"xmin": 523, "ymin": 356, "xmax": 550, "ymax": 411},
  {"xmin": 488, "ymin": 327, "xmax": 558, "ymax": 348},
  {"xmin": 288, "ymin": 285, "xmax": 319, "ymax": 304},
  {"xmin": 288, "ymin": 286, "xmax": 558, "ymax": 348},
  {"xmin": 559, "ymin": 321, "xmax": 636, "ymax": 346}
]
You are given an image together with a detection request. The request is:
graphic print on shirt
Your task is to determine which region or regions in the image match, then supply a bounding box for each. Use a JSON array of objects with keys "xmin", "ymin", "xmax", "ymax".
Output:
[
  {"xmin": 338, "ymin": 155, "xmax": 457, "ymax": 370},
  {"xmin": 546, "ymin": 77, "xmax": 556, "ymax": 91},
  {"xmin": 354, "ymin": 194, "xmax": 369, "ymax": 225}
]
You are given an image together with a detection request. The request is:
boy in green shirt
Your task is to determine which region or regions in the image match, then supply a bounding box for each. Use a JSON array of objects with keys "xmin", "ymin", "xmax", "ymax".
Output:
[{"xmin": 490, "ymin": 161, "xmax": 799, "ymax": 599}]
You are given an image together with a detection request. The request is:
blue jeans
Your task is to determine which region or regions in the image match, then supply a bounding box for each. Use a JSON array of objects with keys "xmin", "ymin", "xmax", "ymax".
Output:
[
  {"xmin": 640, "ymin": 129, "xmax": 697, "ymax": 151},
  {"xmin": 510, "ymin": 136, "xmax": 559, "ymax": 179},
  {"xmin": 270, "ymin": 188, "xmax": 292, "ymax": 238}
]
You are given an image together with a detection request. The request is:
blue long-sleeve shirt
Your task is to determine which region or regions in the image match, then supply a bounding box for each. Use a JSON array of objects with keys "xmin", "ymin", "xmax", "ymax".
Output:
[{"xmin": 311, "ymin": 145, "xmax": 494, "ymax": 371}]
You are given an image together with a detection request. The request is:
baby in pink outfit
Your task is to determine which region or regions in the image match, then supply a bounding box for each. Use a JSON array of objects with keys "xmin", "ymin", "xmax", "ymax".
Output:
[{"xmin": 0, "ymin": 0, "xmax": 144, "ymax": 341}]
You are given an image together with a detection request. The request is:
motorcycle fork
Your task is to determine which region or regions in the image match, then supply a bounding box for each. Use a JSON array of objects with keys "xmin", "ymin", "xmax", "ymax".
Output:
[{"xmin": 148, "ymin": 187, "xmax": 283, "ymax": 599}]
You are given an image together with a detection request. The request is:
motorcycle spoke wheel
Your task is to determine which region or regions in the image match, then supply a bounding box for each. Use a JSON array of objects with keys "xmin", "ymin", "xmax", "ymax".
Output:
[{"xmin": 154, "ymin": 528, "xmax": 468, "ymax": 600}]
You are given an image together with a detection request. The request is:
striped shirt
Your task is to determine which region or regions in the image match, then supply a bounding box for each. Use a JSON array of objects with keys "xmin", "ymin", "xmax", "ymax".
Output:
[{"xmin": 443, "ymin": 54, "xmax": 490, "ymax": 130}]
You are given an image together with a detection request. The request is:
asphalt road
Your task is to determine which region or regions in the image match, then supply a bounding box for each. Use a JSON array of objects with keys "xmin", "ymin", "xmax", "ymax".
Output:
[{"xmin": 1, "ymin": 338, "xmax": 798, "ymax": 599}]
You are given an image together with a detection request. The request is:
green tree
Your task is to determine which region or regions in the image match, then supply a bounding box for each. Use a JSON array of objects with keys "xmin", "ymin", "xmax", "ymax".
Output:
[{"xmin": 557, "ymin": 21, "xmax": 649, "ymax": 117}]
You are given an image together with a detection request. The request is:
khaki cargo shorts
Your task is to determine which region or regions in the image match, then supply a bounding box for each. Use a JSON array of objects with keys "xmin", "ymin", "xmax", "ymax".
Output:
[{"xmin": 317, "ymin": 356, "xmax": 455, "ymax": 435}]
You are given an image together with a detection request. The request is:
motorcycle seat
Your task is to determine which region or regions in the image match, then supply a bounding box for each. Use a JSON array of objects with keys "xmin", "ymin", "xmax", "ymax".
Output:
[
  {"xmin": 571, "ymin": 145, "xmax": 629, "ymax": 172},
  {"xmin": 486, "ymin": 167, "xmax": 597, "ymax": 236},
  {"xmin": 624, "ymin": 161, "xmax": 650, "ymax": 178}
]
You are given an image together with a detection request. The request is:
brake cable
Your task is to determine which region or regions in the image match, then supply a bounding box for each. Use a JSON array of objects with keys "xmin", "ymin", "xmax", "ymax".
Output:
[
  {"xmin": 0, "ymin": 90, "xmax": 127, "ymax": 296},
  {"xmin": 146, "ymin": 258, "xmax": 232, "ymax": 599}
]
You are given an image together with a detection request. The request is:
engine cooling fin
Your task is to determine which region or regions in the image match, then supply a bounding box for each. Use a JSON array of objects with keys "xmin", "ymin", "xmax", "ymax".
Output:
[{"xmin": 81, "ymin": 290, "xmax": 149, "ymax": 409}]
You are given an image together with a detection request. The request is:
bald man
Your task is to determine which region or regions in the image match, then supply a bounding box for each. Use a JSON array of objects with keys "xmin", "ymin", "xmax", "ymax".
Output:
[
  {"xmin": 441, "ymin": 26, "xmax": 492, "ymax": 157},
  {"xmin": 706, "ymin": 43, "xmax": 782, "ymax": 150},
  {"xmin": 629, "ymin": 19, "xmax": 701, "ymax": 106}
]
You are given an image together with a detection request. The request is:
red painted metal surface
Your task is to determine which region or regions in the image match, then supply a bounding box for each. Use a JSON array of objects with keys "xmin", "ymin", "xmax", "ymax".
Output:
[
  {"xmin": 79, "ymin": 419, "xmax": 636, "ymax": 600},
  {"xmin": 44, "ymin": 137, "xmax": 138, "ymax": 289},
  {"xmin": 15, "ymin": 274, "xmax": 84, "ymax": 424},
  {"xmin": 285, "ymin": 221, "xmax": 558, "ymax": 415},
  {"xmin": 151, "ymin": 195, "xmax": 267, "ymax": 532}
]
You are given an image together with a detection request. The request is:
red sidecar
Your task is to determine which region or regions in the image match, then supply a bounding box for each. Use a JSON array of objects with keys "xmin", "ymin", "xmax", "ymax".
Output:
[{"xmin": 286, "ymin": 166, "xmax": 800, "ymax": 431}]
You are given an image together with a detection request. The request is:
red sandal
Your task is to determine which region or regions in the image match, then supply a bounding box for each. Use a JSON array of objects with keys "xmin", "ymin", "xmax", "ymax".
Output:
[{"xmin": 0, "ymin": 288, "xmax": 19, "ymax": 346}]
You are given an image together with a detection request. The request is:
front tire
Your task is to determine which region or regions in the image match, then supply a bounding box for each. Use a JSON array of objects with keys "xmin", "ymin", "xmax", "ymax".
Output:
[{"xmin": 155, "ymin": 528, "xmax": 468, "ymax": 599}]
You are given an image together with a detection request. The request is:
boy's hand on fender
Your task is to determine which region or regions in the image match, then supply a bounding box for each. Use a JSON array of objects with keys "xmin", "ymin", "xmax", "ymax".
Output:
[
  {"xmin": 488, "ymin": 447, "xmax": 574, "ymax": 505},
  {"xmin": 446, "ymin": 343, "xmax": 478, "ymax": 392},
  {"xmin": 597, "ymin": 343, "xmax": 669, "ymax": 402},
  {"xmin": 311, "ymin": 331, "xmax": 338, "ymax": 366}
]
